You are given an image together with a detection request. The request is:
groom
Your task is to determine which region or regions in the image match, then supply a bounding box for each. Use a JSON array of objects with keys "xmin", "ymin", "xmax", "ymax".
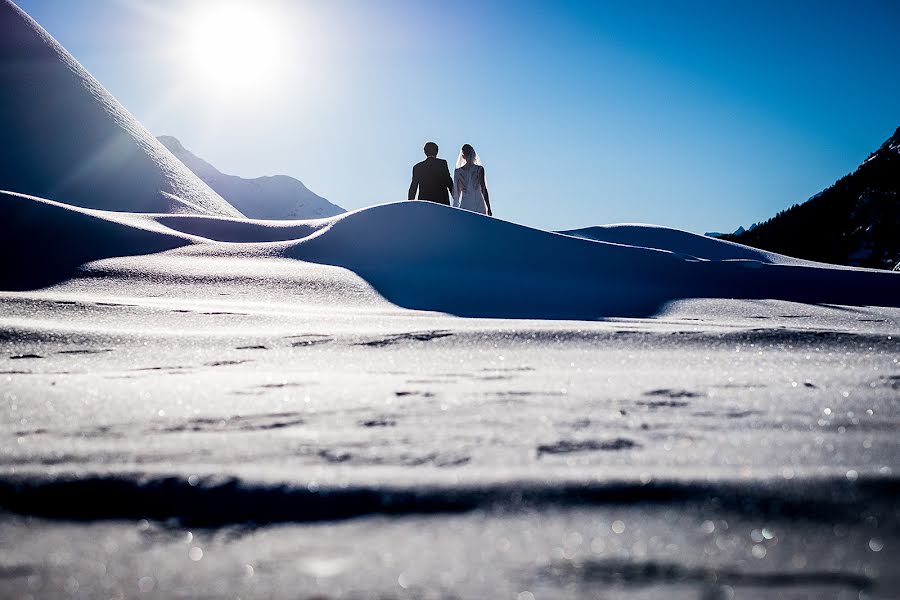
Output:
[{"xmin": 408, "ymin": 141, "xmax": 453, "ymax": 206}]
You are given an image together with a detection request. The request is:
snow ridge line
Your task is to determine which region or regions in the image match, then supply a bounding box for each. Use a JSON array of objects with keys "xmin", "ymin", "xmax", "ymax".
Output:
[{"xmin": 0, "ymin": 474, "xmax": 896, "ymax": 527}]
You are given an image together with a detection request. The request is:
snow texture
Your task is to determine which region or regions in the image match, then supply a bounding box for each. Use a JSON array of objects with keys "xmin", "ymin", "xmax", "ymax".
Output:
[
  {"xmin": 0, "ymin": 0, "xmax": 240, "ymax": 216},
  {"xmin": 158, "ymin": 135, "xmax": 345, "ymax": 220},
  {"xmin": 2, "ymin": 189, "xmax": 899, "ymax": 597},
  {"xmin": 3, "ymin": 193, "xmax": 898, "ymax": 316},
  {"xmin": 2, "ymin": 1, "xmax": 900, "ymax": 596}
]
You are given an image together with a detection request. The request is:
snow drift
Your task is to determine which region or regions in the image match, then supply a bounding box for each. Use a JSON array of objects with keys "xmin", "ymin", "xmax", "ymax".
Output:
[
  {"xmin": 0, "ymin": 0, "xmax": 240, "ymax": 217},
  {"xmin": 287, "ymin": 202, "xmax": 900, "ymax": 318},
  {"xmin": 5, "ymin": 0, "xmax": 894, "ymax": 318},
  {"xmin": 2, "ymin": 191, "xmax": 898, "ymax": 318},
  {"xmin": 559, "ymin": 224, "xmax": 799, "ymax": 264}
]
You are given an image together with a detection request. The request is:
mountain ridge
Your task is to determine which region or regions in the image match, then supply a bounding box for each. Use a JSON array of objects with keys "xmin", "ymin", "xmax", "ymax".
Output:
[
  {"xmin": 724, "ymin": 127, "xmax": 900, "ymax": 270},
  {"xmin": 158, "ymin": 135, "xmax": 344, "ymax": 220}
]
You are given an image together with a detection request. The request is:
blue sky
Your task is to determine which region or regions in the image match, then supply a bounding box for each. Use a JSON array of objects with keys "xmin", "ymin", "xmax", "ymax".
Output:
[{"xmin": 15, "ymin": 0, "xmax": 900, "ymax": 232}]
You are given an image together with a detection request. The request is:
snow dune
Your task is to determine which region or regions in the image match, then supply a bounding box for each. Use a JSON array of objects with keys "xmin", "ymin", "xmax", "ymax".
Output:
[
  {"xmin": 2, "ymin": 191, "xmax": 898, "ymax": 318},
  {"xmin": 286, "ymin": 203, "xmax": 900, "ymax": 317},
  {"xmin": 3, "ymin": 3, "xmax": 899, "ymax": 596},
  {"xmin": 2, "ymin": 0, "xmax": 895, "ymax": 317},
  {"xmin": 559, "ymin": 224, "xmax": 801, "ymax": 264},
  {"xmin": 0, "ymin": 0, "xmax": 240, "ymax": 217}
]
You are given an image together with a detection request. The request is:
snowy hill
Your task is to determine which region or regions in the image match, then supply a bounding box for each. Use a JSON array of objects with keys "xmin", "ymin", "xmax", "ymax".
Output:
[
  {"xmin": 4, "ymin": 190, "xmax": 900, "ymax": 596},
  {"xmin": 3, "ymin": 192, "xmax": 897, "ymax": 315},
  {"xmin": 559, "ymin": 224, "xmax": 795, "ymax": 264},
  {"xmin": 0, "ymin": 0, "xmax": 239, "ymax": 217},
  {"xmin": 158, "ymin": 136, "xmax": 344, "ymax": 220},
  {"xmin": 725, "ymin": 127, "xmax": 900, "ymax": 270}
]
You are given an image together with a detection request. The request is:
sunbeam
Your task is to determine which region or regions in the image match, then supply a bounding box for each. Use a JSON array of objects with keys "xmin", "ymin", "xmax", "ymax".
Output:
[{"xmin": 182, "ymin": 3, "xmax": 287, "ymax": 96}]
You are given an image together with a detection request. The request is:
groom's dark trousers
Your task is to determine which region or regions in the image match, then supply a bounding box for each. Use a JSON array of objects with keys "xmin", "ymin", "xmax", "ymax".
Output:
[{"xmin": 408, "ymin": 157, "xmax": 453, "ymax": 205}]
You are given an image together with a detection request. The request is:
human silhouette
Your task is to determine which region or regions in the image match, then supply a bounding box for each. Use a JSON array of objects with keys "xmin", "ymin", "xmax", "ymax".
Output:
[
  {"xmin": 452, "ymin": 144, "xmax": 492, "ymax": 216},
  {"xmin": 408, "ymin": 141, "xmax": 453, "ymax": 206}
]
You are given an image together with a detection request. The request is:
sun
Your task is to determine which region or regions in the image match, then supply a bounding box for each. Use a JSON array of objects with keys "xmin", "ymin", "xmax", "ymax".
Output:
[{"xmin": 183, "ymin": 4, "xmax": 285, "ymax": 95}]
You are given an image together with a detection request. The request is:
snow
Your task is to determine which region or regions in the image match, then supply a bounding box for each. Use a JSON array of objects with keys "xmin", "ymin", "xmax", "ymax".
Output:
[
  {"xmin": 2, "ymin": 0, "xmax": 900, "ymax": 596},
  {"xmin": 2, "ymin": 221, "xmax": 900, "ymax": 596},
  {"xmin": 158, "ymin": 135, "xmax": 345, "ymax": 220},
  {"xmin": 0, "ymin": 0, "xmax": 240, "ymax": 217},
  {"xmin": 2, "ymin": 188, "xmax": 900, "ymax": 596},
  {"xmin": 4, "ymin": 192, "xmax": 897, "ymax": 316},
  {"xmin": 558, "ymin": 223, "xmax": 791, "ymax": 262}
]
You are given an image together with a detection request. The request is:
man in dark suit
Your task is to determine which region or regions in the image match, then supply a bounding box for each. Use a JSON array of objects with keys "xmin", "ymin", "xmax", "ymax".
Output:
[{"xmin": 408, "ymin": 141, "xmax": 453, "ymax": 206}]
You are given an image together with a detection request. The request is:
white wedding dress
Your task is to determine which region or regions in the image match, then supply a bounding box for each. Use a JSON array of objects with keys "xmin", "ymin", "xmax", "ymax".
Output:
[{"xmin": 452, "ymin": 164, "xmax": 488, "ymax": 214}]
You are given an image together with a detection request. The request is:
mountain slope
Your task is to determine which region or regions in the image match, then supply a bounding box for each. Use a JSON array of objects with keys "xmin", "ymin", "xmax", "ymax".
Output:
[
  {"xmin": 0, "ymin": 0, "xmax": 240, "ymax": 217},
  {"xmin": 724, "ymin": 127, "xmax": 900, "ymax": 270},
  {"xmin": 158, "ymin": 136, "xmax": 344, "ymax": 220}
]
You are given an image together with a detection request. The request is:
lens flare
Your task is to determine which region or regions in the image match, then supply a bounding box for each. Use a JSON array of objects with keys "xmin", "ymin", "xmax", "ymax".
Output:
[{"xmin": 183, "ymin": 3, "xmax": 285, "ymax": 95}]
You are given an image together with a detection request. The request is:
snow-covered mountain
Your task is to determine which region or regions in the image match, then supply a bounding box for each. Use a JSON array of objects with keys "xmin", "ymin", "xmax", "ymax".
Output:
[
  {"xmin": 725, "ymin": 126, "xmax": 900, "ymax": 270},
  {"xmin": 158, "ymin": 136, "xmax": 344, "ymax": 220},
  {"xmin": 0, "ymin": 0, "xmax": 239, "ymax": 217}
]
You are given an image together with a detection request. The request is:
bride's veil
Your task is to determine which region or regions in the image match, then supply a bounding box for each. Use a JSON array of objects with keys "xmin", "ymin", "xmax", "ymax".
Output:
[
  {"xmin": 456, "ymin": 148, "xmax": 483, "ymax": 169},
  {"xmin": 455, "ymin": 146, "xmax": 488, "ymax": 197}
]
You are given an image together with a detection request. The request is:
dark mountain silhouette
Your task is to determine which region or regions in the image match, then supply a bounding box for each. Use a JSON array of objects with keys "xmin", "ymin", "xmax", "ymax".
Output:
[{"xmin": 724, "ymin": 127, "xmax": 900, "ymax": 271}]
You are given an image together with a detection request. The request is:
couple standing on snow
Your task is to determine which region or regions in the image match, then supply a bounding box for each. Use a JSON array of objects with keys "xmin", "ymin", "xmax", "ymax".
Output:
[{"xmin": 408, "ymin": 142, "xmax": 492, "ymax": 216}]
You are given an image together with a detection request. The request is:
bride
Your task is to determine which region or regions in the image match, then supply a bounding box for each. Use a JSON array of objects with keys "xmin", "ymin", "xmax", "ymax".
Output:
[{"xmin": 452, "ymin": 144, "xmax": 492, "ymax": 216}]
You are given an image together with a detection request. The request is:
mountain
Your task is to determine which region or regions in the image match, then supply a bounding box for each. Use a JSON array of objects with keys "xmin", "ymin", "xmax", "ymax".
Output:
[
  {"xmin": 724, "ymin": 127, "xmax": 900, "ymax": 270},
  {"xmin": 0, "ymin": 0, "xmax": 240, "ymax": 217},
  {"xmin": 705, "ymin": 224, "xmax": 755, "ymax": 238},
  {"xmin": 158, "ymin": 136, "xmax": 344, "ymax": 220}
]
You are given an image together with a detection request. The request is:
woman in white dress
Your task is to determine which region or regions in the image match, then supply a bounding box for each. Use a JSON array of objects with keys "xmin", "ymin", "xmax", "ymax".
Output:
[{"xmin": 452, "ymin": 144, "xmax": 492, "ymax": 216}]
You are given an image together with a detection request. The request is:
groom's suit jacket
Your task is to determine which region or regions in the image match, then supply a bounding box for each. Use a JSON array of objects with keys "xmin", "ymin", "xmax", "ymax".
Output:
[{"xmin": 408, "ymin": 157, "xmax": 453, "ymax": 205}]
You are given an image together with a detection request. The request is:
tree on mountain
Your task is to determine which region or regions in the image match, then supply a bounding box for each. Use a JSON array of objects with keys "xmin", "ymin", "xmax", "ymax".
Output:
[{"xmin": 724, "ymin": 127, "xmax": 900, "ymax": 270}]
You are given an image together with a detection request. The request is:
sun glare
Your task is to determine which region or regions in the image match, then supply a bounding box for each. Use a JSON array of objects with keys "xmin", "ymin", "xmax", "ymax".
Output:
[{"xmin": 183, "ymin": 4, "xmax": 286, "ymax": 95}]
